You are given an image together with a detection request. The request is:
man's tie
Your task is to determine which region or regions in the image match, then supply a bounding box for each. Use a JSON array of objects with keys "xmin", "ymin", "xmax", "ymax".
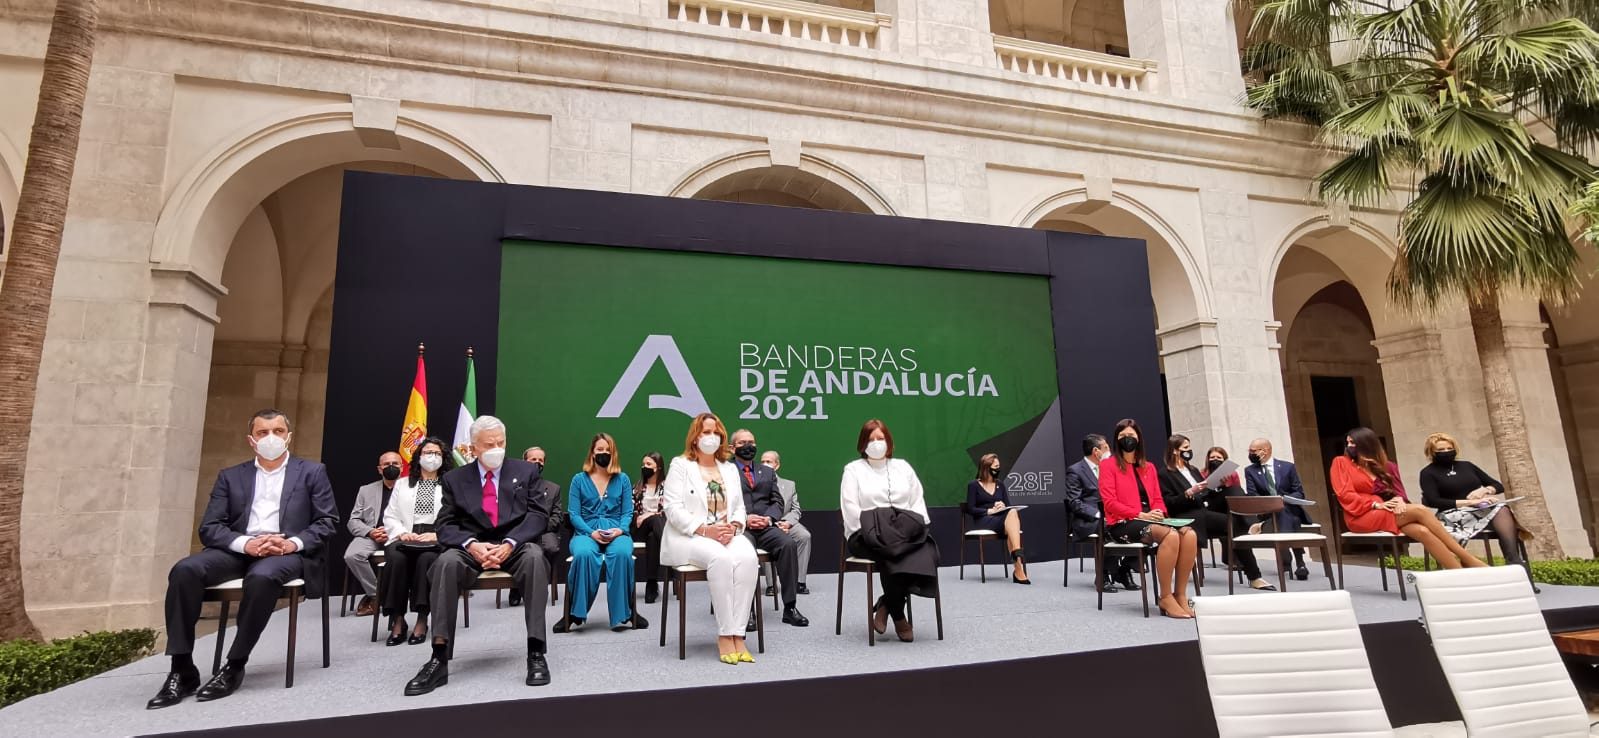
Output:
[
  {"xmin": 483, "ymin": 471, "xmax": 499, "ymax": 526},
  {"xmin": 743, "ymin": 464, "xmax": 754, "ymax": 488},
  {"xmin": 1263, "ymin": 464, "xmax": 1278, "ymax": 495}
]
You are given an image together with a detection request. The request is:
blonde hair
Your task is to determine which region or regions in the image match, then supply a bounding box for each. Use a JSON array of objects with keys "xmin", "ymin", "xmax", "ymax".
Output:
[
  {"xmin": 682, "ymin": 412, "xmax": 731, "ymax": 462},
  {"xmin": 582, "ymin": 433, "xmax": 622, "ymax": 474},
  {"xmin": 1423, "ymin": 432, "xmax": 1459, "ymax": 461}
]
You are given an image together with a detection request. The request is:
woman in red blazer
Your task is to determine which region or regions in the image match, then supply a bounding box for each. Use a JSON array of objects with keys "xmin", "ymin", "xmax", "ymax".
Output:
[
  {"xmin": 1330, "ymin": 427, "xmax": 1486, "ymax": 568},
  {"xmin": 1100, "ymin": 418, "xmax": 1199, "ymax": 618}
]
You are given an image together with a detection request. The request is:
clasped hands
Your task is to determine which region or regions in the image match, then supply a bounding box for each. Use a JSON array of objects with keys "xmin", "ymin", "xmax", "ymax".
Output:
[
  {"xmin": 988, "ymin": 502, "xmax": 1007, "ymax": 515},
  {"xmin": 466, "ymin": 541, "xmax": 515, "ymax": 569},
  {"xmin": 745, "ymin": 514, "xmax": 774, "ymax": 531},
  {"xmin": 1381, "ymin": 497, "xmax": 1407, "ymax": 513},
  {"xmin": 244, "ymin": 533, "xmax": 298, "ymax": 557},
  {"xmin": 1135, "ymin": 510, "xmax": 1166, "ymax": 522},
  {"xmin": 368, "ymin": 526, "xmax": 389, "ymax": 544},
  {"xmin": 397, "ymin": 531, "xmax": 437, "ymax": 544},
  {"xmin": 697, "ymin": 522, "xmax": 737, "ymax": 545},
  {"xmin": 1465, "ymin": 487, "xmax": 1502, "ymax": 505},
  {"xmin": 590, "ymin": 528, "xmax": 626, "ymax": 544}
]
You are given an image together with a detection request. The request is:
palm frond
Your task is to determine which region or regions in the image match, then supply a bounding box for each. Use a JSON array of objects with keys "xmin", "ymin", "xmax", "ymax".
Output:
[
  {"xmin": 1458, "ymin": 18, "xmax": 1599, "ymax": 82},
  {"xmin": 1415, "ymin": 103, "xmax": 1531, "ymax": 179},
  {"xmin": 1318, "ymin": 135, "xmax": 1421, "ymax": 207}
]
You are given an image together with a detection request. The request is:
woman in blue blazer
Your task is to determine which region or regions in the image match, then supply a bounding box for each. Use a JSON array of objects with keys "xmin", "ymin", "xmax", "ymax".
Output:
[{"xmin": 559, "ymin": 433, "xmax": 646, "ymax": 632}]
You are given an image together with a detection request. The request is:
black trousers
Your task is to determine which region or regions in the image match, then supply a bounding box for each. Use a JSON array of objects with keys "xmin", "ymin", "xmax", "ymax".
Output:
[
  {"xmin": 847, "ymin": 533, "xmax": 912, "ymax": 620},
  {"xmin": 429, "ymin": 545, "xmax": 549, "ymax": 647},
  {"xmin": 746, "ymin": 525, "xmax": 799, "ymax": 607},
  {"xmin": 381, "ymin": 542, "xmax": 440, "ymax": 617},
  {"xmin": 633, "ymin": 514, "xmax": 665, "ymax": 584},
  {"xmin": 164, "ymin": 548, "xmax": 304, "ymax": 662}
]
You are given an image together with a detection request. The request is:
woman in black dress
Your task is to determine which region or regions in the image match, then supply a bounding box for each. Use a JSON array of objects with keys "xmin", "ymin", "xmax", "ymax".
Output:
[
  {"xmin": 965, "ymin": 454, "xmax": 1028, "ymax": 584},
  {"xmin": 1419, "ymin": 432, "xmax": 1527, "ymax": 568},
  {"xmin": 632, "ymin": 451, "xmax": 668, "ymax": 603}
]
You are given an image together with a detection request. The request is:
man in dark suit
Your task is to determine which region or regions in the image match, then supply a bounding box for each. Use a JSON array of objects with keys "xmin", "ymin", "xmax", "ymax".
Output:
[
  {"xmin": 146, "ymin": 409, "xmax": 338, "ymax": 709},
  {"xmin": 1245, "ymin": 437, "xmax": 1313, "ymax": 580},
  {"xmin": 732, "ymin": 429, "xmax": 807, "ymax": 628},
  {"xmin": 507, "ymin": 446, "xmax": 563, "ymax": 608},
  {"xmin": 1063, "ymin": 434, "xmax": 1137, "ymax": 592},
  {"xmin": 404, "ymin": 416, "xmax": 552, "ymax": 696}
]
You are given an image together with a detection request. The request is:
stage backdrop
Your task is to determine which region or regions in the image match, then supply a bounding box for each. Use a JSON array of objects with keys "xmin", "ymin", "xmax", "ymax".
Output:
[{"xmin": 496, "ymin": 240, "xmax": 1067, "ymax": 508}]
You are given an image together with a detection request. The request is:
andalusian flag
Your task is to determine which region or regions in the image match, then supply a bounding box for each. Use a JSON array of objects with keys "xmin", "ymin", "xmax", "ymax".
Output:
[
  {"xmin": 399, "ymin": 347, "xmax": 427, "ymax": 462},
  {"xmin": 452, "ymin": 349, "xmax": 477, "ymax": 465}
]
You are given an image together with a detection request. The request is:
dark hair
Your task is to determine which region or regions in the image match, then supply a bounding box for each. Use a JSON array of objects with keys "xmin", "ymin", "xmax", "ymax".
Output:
[
  {"xmin": 248, "ymin": 408, "xmax": 290, "ymax": 433},
  {"xmin": 975, "ymin": 453, "xmax": 1000, "ymax": 482},
  {"xmin": 1163, "ymin": 434, "xmax": 1189, "ymax": 470},
  {"xmin": 1081, "ymin": 434, "xmax": 1106, "ymax": 458},
  {"xmin": 1206, "ymin": 446, "xmax": 1229, "ymax": 462},
  {"xmin": 1112, "ymin": 418, "xmax": 1145, "ymax": 471},
  {"xmin": 1346, "ymin": 427, "xmax": 1396, "ymax": 490},
  {"xmin": 857, "ymin": 419, "xmax": 894, "ymax": 458},
  {"xmin": 636, "ymin": 451, "xmax": 666, "ymax": 491},
  {"xmin": 408, "ymin": 436, "xmax": 456, "ymax": 484}
]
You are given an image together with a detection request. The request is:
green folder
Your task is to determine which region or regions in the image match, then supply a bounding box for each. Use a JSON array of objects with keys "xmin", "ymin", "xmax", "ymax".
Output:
[{"xmin": 1159, "ymin": 517, "xmax": 1195, "ymax": 528}]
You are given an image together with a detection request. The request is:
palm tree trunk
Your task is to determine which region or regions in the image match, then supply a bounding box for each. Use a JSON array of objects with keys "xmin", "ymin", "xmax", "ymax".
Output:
[
  {"xmin": 1468, "ymin": 284, "xmax": 1562, "ymax": 561},
  {"xmin": 0, "ymin": 0, "xmax": 100, "ymax": 643}
]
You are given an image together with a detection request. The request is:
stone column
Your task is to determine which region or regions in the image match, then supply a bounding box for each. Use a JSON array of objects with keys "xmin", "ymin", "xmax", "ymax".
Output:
[
  {"xmin": 1157, "ymin": 319, "xmax": 1226, "ymax": 448},
  {"xmin": 1557, "ymin": 340, "xmax": 1599, "ymax": 543},
  {"xmin": 1123, "ymin": 0, "xmax": 1245, "ymax": 104},
  {"xmin": 1503, "ymin": 323, "xmax": 1594, "ymax": 558}
]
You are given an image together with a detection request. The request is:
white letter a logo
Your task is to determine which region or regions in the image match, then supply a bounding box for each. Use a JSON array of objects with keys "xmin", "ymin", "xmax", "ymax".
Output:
[{"xmin": 597, "ymin": 335, "xmax": 710, "ymax": 418}]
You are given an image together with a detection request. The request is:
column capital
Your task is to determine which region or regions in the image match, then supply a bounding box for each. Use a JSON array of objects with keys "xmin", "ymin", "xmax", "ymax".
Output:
[
  {"xmin": 1372, "ymin": 328, "xmax": 1442, "ymax": 363},
  {"xmin": 149, "ymin": 265, "xmax": 226, "ymax": 325},
  {"xmin": 1156, "ymin": 318, "xmax": 1219, "ymax": 356},
  {"xmin": 1501, "ymin": 321, "xmax": 1550, "ymax": 351}
]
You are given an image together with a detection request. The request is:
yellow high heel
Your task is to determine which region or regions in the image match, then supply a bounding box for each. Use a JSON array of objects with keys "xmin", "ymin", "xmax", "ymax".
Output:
[
  {"xmin": 738, "ymin": 651, "xmax": 754, "ymax": 663},
  {"xmin": 718, "ymin": 652, "xmax": 740, "ymax": 665}
]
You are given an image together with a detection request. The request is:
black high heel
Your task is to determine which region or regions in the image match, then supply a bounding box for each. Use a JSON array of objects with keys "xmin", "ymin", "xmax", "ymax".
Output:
[
  {"xmin": 1010, "ymin": 550, "xmax": 1031, "ymax": 584},
  {"xmin": 386, "ymin": 617, "xmax": 408, "ymax": 647}
]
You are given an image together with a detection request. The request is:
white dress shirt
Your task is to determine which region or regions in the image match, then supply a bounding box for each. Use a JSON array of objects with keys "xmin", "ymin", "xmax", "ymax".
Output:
[
  {"xmin": 228, "ymin": 456, "xmax": 304, "ymax": 554},
  {"xmin": 839, "ymin": 458, "xmax": 930, "ymax": 538}
]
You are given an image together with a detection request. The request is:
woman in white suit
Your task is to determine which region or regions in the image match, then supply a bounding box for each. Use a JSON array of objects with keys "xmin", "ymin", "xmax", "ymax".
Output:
[
  {"xmin": 662, "ymin": 412, "xmax": 760, "ymax": 664},
  {"xmin": 379, "ymin": 436, "xmax": 452, "ymax": 646}
]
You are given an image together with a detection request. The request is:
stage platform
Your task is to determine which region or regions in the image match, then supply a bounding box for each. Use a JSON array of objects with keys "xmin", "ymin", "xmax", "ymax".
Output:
[{"xmin": 5, "ymin": 556, "xmax": 1599, "ymax": 738}]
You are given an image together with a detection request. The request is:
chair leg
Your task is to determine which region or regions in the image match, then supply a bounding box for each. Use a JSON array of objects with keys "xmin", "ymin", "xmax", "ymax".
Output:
[
  {"xmin": 959, "ymin": 534, "xmax": 966, "ymax": 580},
  {"xmin": 1275, "ymin": 546, "xmax": 1287, "ymax": 592},
  {"xmin": 1138, "ymin": 551, "xmax": 1150, "ymax": 618},
  {"xmin": 1379, "ymin": 549, "xmax": 1390, "ymax": 592},
  {"xmin": 463, "ymin": 592, "xmax": 471, "ymax": 628},
  {"xmin": 339, "ymin": 571, "xmax": 348, "ymax": 618},
  {"xmin": 1394, "ymin": 540, "xmax": 1408, "ymax": 601},
  {"xmin": 934, "ymin": 585, "xmax": 944, "ymax": 640},
  {"xmin": 1483, "ymin": 537, "xmax": 1495, "ymax": 565},
  {"xmin": 753, "ymin": 580, "xmax": 765, "ymax": 654},
  {"xmin": 496, "ymin": 590, "xmax": 502, "ymax": 609},
  {"xmin": 286, "ymin": 591, "xmax": 299, "ymax": 688},
  {"xmin": 1322, "ymin": 543, "xmax": 1337, "ymax": 590},
  {"xmin": 321, "ymin": 584, "xmax": 330, "ymax": 669},
  {"xmin": 1335, "ymin": 536, "xmax": 1346, "ymax": 590},
  {"xmin": 866, "ymin": 567, "xmax": 875, "ymax": 647},
  {"xmin": 678, "ymin": 575, "xmax": 688, "ymax": 660},
  {"xmin": 1095, "ymin": 539, "xmax": 1105, "ymax": 611},
  {"xmin": 835, "ymin": 567, "xmax": 845, "ymax": 636},
  {"xmin": 978, "ymin": 538, "xmax": 986, "ymax": 583},
  {"xmin": 213, "ymin": 601, "xmax": 230, "ymax": 675}
]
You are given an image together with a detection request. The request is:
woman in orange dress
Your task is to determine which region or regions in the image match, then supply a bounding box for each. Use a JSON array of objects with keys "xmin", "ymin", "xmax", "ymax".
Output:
[{"xmin": 1330, "ymin": 427, "xmax": 1486, "ymax": 569}]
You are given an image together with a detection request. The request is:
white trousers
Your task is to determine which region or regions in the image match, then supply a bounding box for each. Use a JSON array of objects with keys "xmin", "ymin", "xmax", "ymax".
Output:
[{"xmin": 680, "ymin": 534, "xmax": 759, "ymax": 636}]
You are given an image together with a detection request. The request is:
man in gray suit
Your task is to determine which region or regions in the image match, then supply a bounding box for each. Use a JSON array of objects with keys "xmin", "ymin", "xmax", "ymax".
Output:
[
  {"xmin": 761, "ymin": 450, "xmax": 810, "ymax": 595},
  {"xmin": 345, "ymin": 450, "xmax": 404, "ymax": 616}
]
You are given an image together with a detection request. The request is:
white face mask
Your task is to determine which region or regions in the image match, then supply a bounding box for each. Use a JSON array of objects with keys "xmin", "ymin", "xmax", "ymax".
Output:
[
  {"xmin": 479, "ymin": 447, "xmax": 506, "ymax": 470},
  {"xmin": 419, "ymin": 454, "xmax": 443, "ymax": 472},
  {"xmin": 697, "ymin": 433, "xmax": 721, "ymax": 455},
  {"xmin": 865, "ymin": 440, "xmax": 888, "ymax": 460},
  {"xmin": 251, "ymin": 433, "xmax": 289, "ymax": 461}
]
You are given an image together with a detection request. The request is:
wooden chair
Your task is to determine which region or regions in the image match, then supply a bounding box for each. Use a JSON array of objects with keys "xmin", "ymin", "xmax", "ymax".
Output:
[
  {"xmin": 658, "ymin": 550, "xmax": 769, "ymax": 660},
  {"xmin": 1061, "ymin": 503, "xmax": 1097, "ymax": 587},
  {"xmin": 957, "ymin": 502, "xmax": 1005, "ymax": 582},
  {"xmin": 339, "ymin": 549, "xmax": 383, "ymax": 616},
  {"xmin": 460, "ymin": 570, "xmax": 516, "ymax": 628},
  {"xmin": 1328, "ymin": 501, "xmax": 1410, "ymax": 600},
  {"xmin": 206, "ymin": 549, "xmax": 330, "ymax": 688},
  {"xmin": 1222, "ymin": 495, "xmax": 1335, "ymax": 593},
  {"xmin": 833, "ymin": 537, "xmax": 943, "ymax": 645}
]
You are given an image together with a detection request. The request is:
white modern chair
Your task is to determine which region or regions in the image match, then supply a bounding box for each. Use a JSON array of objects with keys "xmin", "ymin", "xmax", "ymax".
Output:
[
  {"xmin": 1193, "ymin": 589, "xmax": 1394, "ymax": 737},
  {"xmin": 1411, "ymin": 566, "xmax": 1588, "ymax": 737}
]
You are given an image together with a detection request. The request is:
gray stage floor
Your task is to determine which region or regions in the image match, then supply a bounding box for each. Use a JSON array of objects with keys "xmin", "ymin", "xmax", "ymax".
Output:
[{"xmin": 5, "ymin": 555, "xmax": 1599, "ymax": 738}]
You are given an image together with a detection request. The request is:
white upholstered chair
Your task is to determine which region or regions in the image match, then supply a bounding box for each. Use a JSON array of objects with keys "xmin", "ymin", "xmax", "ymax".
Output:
[
  {"xmin": 1193, "ymin": 589, "xmax": 1394, "ymax": 738},
  {"xmin": 1410, "ymin": 566, "xmax": 1588, "ymax": 737}
]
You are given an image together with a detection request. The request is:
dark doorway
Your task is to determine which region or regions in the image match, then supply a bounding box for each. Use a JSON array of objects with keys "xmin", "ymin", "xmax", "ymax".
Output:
[{"xmin": 1311, "ymin": 375, "xmax": 1360, "ymax": 488}]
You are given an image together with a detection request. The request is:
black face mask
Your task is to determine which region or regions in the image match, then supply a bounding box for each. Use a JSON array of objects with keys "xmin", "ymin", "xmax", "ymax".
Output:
[
  {"xmin": 382, "ymin": 464, "xmax": 402, "ymax": 481},
  {"xmin": 1346, "ymin": 445, "xmax": 1358, "ymax": 459},
  {"xmin": 1117, "ymin": 436, "xmax": 1139, "ymax": 453},
  {"xmin": 641, "ymin": 466, "xmax": 655, "ymax": 481},
  {"xmin": 734, "ymin": 444, "xmax": 758, "ymax": 461},
  {"xmin": 593, "ymin": 453, "xmax": 611, "ymax": 469},
  {"xmin": 1179, "ymin": 449, "xmax": 1193, "ymax": 462},
  {"xmin": 1207, "ymin": 458, "xmax": 1224, "ymax": 473},
  {"xmin": 1433, "ymin": 450, "xmax": 1457, "ymax": 465},
  {"xmin": 1247, "ymin": 453, "xmax": 1262, "ymax": 466},
  {"xmin": 990, "ymin": 466, "xmax": 1003, "ymax": 480},
  {"xmin": 530, "ymin": 461, "xmax": 544, "ymax": 476}
]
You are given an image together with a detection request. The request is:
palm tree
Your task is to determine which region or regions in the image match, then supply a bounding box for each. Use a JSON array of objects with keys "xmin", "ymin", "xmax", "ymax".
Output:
[
  {"xmin": 1241, "ymin": 0, "xmax": 1599, "ymax": 560},
  {"xmin": 0, "ymin": 0, "xmax": 100, "ymax": 642}
]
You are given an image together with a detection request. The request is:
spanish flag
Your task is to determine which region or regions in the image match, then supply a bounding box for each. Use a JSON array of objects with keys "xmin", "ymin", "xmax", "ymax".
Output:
[{"xmin": 399, "ymin": 347, "xmax": 427, "ymax": 462}]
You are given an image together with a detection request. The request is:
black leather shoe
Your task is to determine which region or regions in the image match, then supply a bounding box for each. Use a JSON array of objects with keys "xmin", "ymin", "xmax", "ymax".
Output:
[
  {"xmin": 612, "ymin": 613, "xmax": 650, "ymax": 632},
  {"xmin": 782, "ymin": 606, "xmax": 809, "ymax": 627},
  {"xmin": 508, "ymin": 590, "xmax": 523, "ymax": 608},
  {"xmin": 146, "ymin": 669, "xmax": 200, "ymax": 709},
  {"xmin": 404, "ymin": 658, "xmax": 448, "ymax": 696},
  {"xmin": 386, "ymin": 618, "xmax": 409, "ymax": 647},
  {"xmin": 746, "ymin": 613, "xmax": 758, "ymax": 632},
  {"xmin": 796, "ymin": 583, "xmax": 809, "ymax": 595},
  {"xmin": 644, "ymin": 582, "xmax": 659, "ymax": 604},
  {"xmin": 1294, "ymin": 565, "xmax": 1310, "ymax": 581},
  {"xmin": 1115, "ymin": 574, "xmax": 1141, "ymax": 592},
  {"xmin": 194, "ymin": 663, "xmax": 243, "ymax": 702},
  {"xmin": 552, "ymin": 616, "xmax": 583, "ymax": 634},
  {"xmin": 765, "ymin": 585, "xmax": 776, "ymax": 597},
  {"xmin": 526, "ymin": 653, "xmax": 551, "ymax": 686}
]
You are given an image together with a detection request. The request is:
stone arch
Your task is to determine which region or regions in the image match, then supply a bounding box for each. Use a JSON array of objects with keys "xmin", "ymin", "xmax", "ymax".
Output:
[
  {"xmin": 151, "ymin": 103, "xmax": 503, "ymax": 285},
  {"xmin": 669, "ymin": 148, "xmax": 896, "ymax": 215},
  {"xmin": 0, "ymin": 127, "xmax": 21, "ymax": 252},
  {"xmin": 1014, "ymin": 187, "xmax": 1210, "ymax": 327},
  {"xmin": 1264, "ymin": 214, "xmax": 1405, "ymax": 339}
]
